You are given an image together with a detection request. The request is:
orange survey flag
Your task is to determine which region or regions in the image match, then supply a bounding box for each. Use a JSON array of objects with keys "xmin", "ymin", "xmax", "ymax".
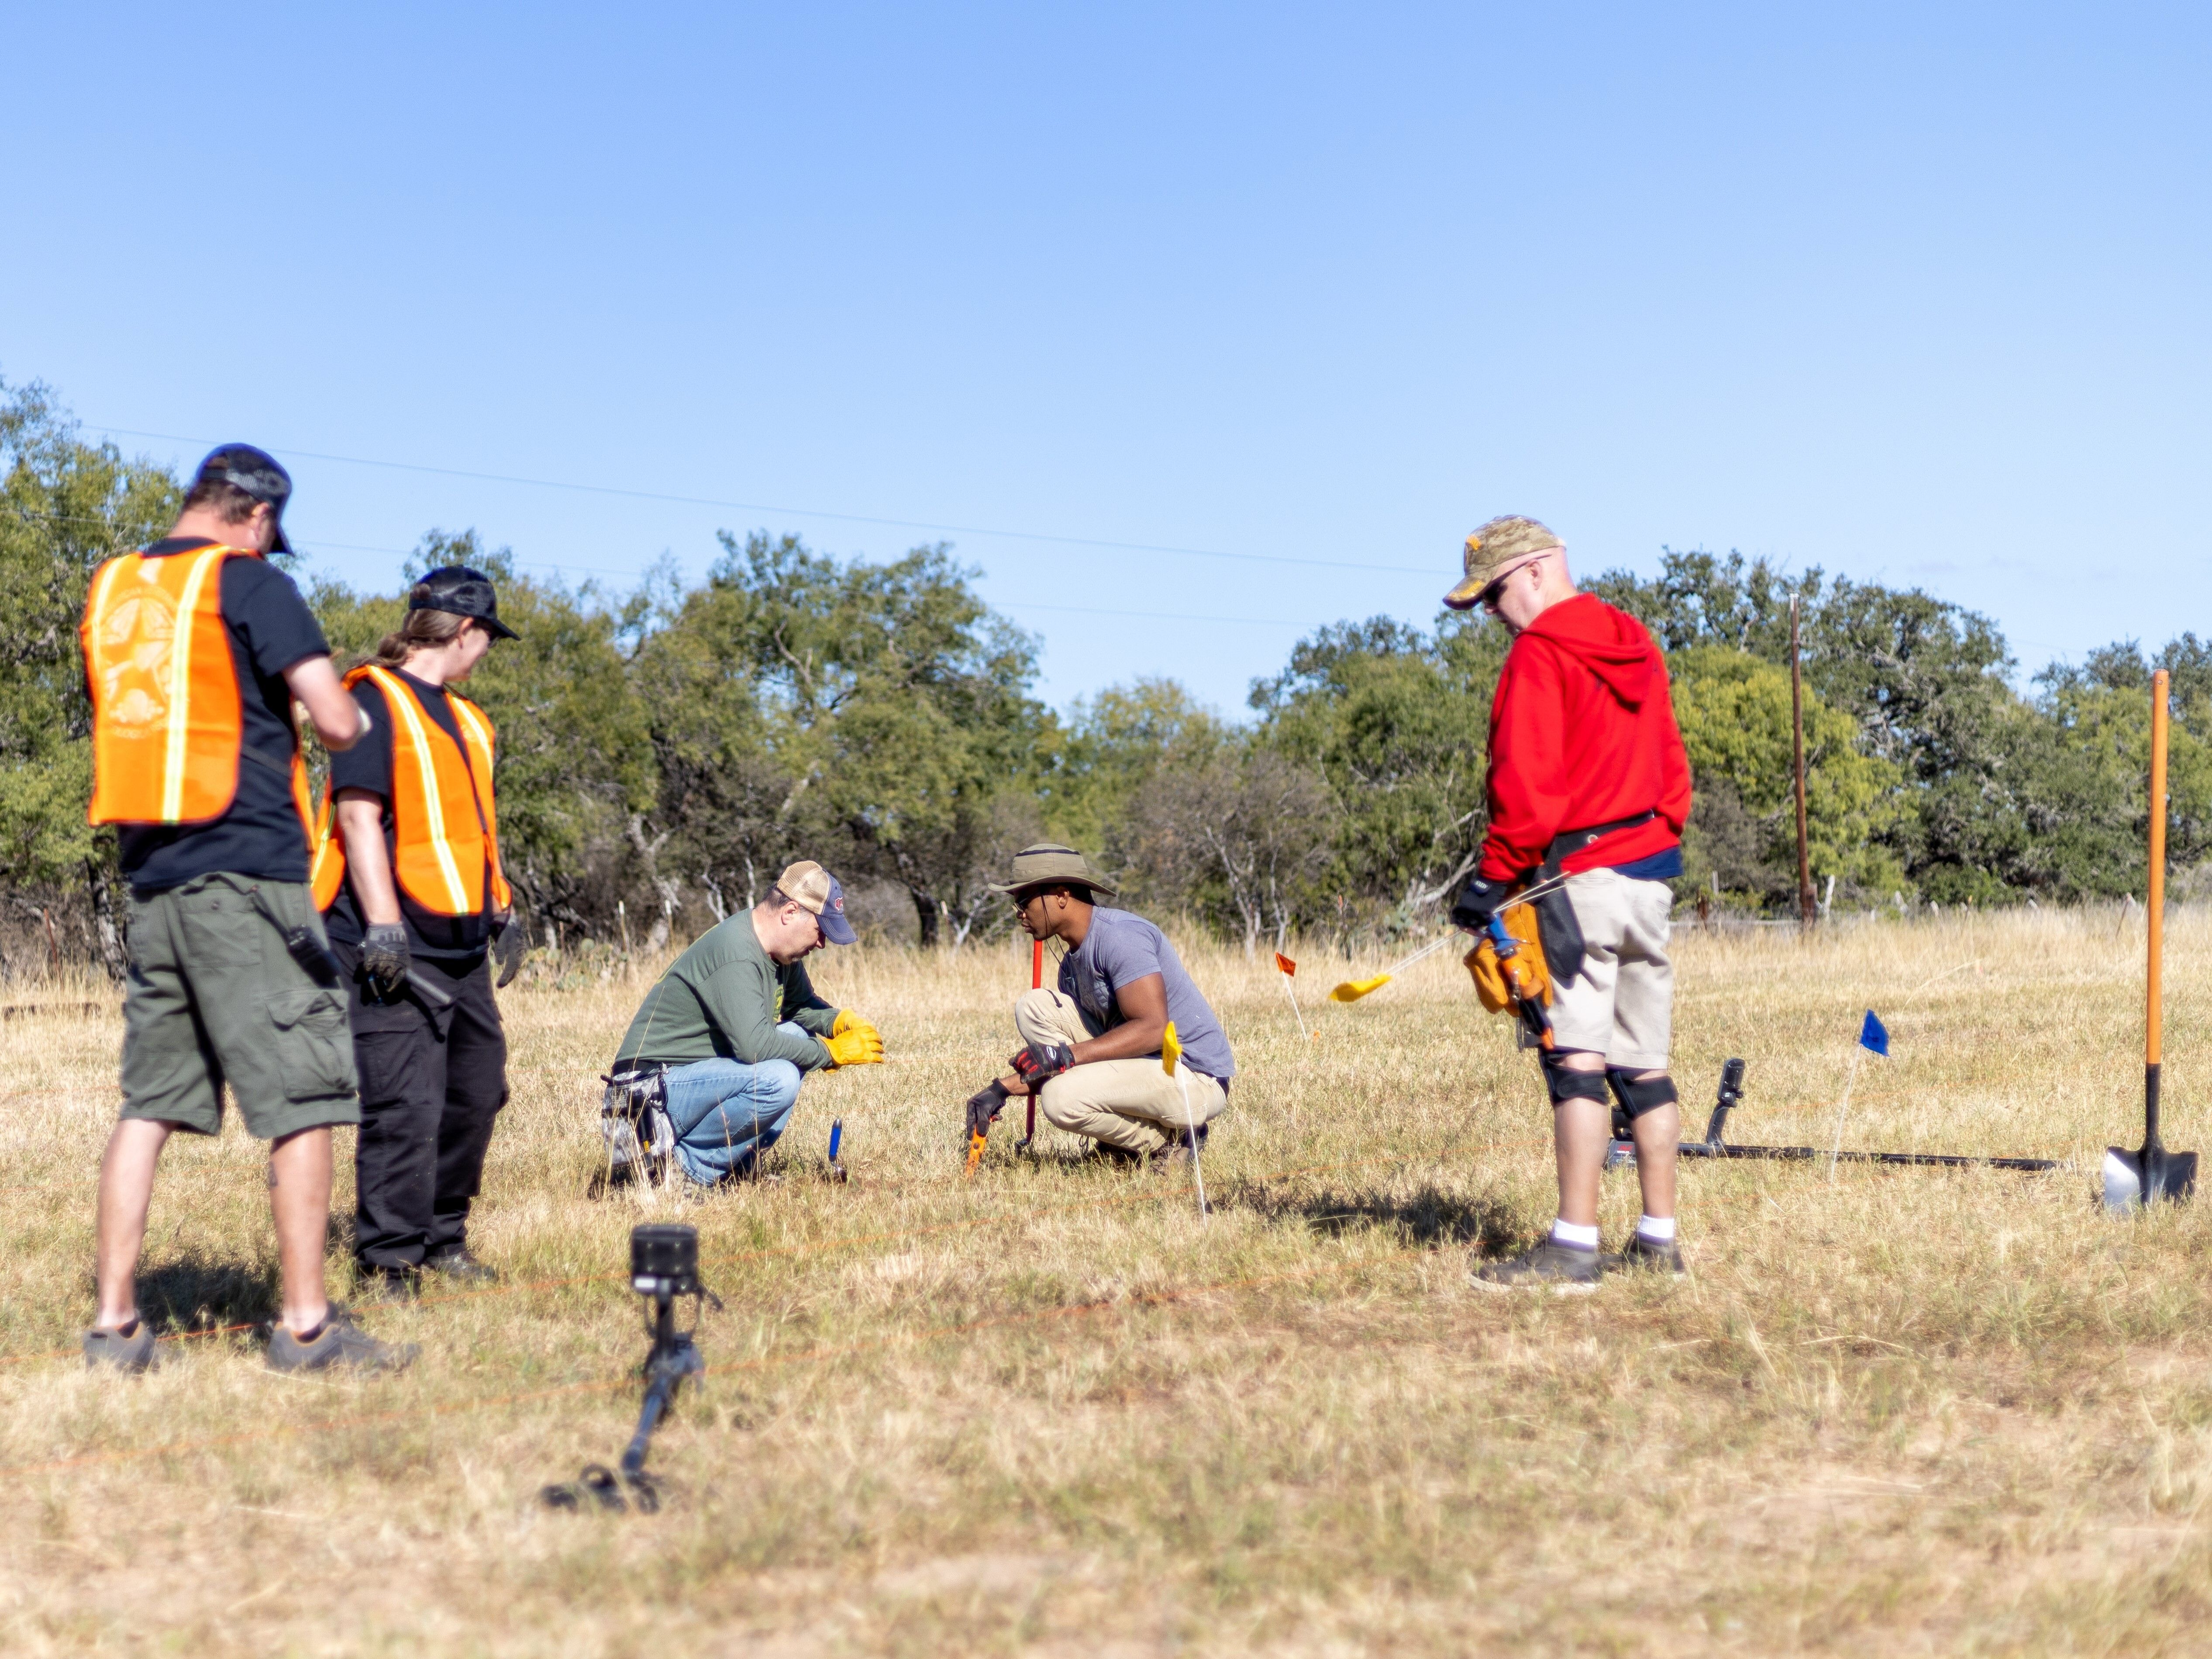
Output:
[{"xmin": 1274, "ymin": 952, "xmax": 1296, "ymax": 976}]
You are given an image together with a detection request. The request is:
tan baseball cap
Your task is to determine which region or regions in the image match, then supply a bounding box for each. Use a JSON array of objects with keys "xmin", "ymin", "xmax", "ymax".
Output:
[
  {"xmin": 1442, "ymin": 515, "xmax": 1563, "ymax": 610},
  {"xmin": 774, "ymin": 860, "xmax": 857, "ymax": 944}
]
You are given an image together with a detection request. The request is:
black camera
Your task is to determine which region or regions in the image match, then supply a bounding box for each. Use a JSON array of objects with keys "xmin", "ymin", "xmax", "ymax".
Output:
[{"xmin": 630, "ymin": 1223, "xmax": 699, "ymax": 1298}]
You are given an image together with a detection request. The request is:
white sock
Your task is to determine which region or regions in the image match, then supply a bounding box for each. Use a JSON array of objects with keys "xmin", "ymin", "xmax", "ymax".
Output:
[
  {"xmin": 1549, "ymin": 1218, "xmax": 1599, "ymax": 1251},
  {"xmin": 1637, "ymin": 1214, "xmax": 1677, "ymax": 1243}
]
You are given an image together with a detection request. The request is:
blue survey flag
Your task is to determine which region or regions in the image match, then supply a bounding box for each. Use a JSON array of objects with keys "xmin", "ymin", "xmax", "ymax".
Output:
[{"xmin": 1859, "ymin": 1010, "xmax": 1889, "ymax": 1057}]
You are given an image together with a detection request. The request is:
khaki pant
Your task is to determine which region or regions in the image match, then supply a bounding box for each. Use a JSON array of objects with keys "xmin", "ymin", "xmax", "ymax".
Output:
[
  {"xmin": 121, "ymin": 873, "xmax": 359, "ymax": 1139},
  {"xmin": 1015, "ymin": 988, "xmax": 1227, "ymax": 1154},
  {"xmin": 1545, "ymin": 869, "xmax": 1675, "ymax": 1070}
]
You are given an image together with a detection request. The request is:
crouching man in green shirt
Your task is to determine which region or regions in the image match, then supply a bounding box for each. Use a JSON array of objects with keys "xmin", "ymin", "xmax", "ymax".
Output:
[{"xmin": 609, "ymin": 861, "xmax": 883, "ymax": 1183}]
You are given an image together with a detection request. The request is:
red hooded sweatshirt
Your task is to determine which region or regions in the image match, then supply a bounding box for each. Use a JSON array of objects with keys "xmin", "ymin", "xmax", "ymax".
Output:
[{"xmin": 1478, "ymin": 593, "xmax": 1692, "ymax": 883}]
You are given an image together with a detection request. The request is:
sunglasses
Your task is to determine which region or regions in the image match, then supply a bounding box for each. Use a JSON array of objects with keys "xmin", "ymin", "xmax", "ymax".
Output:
[{"xmin": 1476, "ymin": 555, "xmax": 1545, "ymax": 613}]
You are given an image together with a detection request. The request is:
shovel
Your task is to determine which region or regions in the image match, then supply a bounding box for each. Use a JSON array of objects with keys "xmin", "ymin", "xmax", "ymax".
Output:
[{"xmin": 2105, "ymin": 669, "xmax": 2198, "ymax": 1212}]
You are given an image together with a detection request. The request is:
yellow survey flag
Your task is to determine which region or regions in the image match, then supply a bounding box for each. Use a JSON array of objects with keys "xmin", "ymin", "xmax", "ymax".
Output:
[
  {"xmin": 1161, "ymin": 1020, "xmax": 1182, "ymax": 1076},
  {"xmin": 1329, "ymin": 974, "xmax": 1392, "ymax": 1003}
]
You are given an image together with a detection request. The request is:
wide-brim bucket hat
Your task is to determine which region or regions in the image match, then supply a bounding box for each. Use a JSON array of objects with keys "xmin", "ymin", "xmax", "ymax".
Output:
[{"xmin": 988, "ymin": 843, "xmax": 1118, "ymax": 901}]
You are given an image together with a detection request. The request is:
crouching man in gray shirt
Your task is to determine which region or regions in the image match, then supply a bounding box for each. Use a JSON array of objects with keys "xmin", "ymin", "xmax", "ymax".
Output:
[{"xmin": 965, "ymin": 844, "xmax": 1234, "ymax": 1163}]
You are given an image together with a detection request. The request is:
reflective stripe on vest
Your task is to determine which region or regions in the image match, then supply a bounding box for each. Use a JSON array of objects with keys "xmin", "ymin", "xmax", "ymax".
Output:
[
  {"xmin": 83, "ymin": 545, "xmax": 257, "ymax": 826},
  {"xmin": 309, "ymin": 666, "xmax": 509, "ymax": 917}
]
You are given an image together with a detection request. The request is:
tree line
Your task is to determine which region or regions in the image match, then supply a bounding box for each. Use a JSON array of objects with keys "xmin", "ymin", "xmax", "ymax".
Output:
[{"xmin": 3, "ymin": 376, "xmax": 2201, "ymax": 977}]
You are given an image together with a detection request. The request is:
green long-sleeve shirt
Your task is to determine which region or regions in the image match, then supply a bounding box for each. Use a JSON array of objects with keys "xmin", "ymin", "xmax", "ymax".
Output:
[{"xmin": 613, "ymin": 915, "xmax": 839, "ymax": 1070}]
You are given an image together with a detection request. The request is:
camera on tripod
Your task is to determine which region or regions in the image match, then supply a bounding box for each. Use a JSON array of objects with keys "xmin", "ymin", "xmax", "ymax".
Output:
[
  {"xmin": 543, "ymin": 1222, "xmax": 718, "ymax": 1514},
  {"xmin": 631, "ymin": 1221, "xmax": 699, "ymax": 1298}
]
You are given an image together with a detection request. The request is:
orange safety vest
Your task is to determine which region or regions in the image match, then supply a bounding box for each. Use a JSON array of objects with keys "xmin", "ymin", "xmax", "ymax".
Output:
[
  {"xmin": 81, "ymin": 544, "xmax": 311, "ymax": 833},
  {"xmin": 310, "ymin": 665, "xmax": 511, "ymax": 917}
]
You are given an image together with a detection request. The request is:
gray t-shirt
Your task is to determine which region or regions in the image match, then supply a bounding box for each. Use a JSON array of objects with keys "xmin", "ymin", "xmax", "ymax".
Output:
[{"xmin": 1058, "ymin": 907, "xmax": 1235, "ymax": 1081}]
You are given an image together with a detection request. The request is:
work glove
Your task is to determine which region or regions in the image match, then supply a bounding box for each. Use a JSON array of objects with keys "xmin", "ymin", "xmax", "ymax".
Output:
[
  {"xmin": 492, "ymin": 914, "xmax": 527, "ymax": 988},
  {"xmin": 823, "ymin": 1025, "xmax": 885, "ymax": 1067},
  {"xmin": 965, "ymin": 1079, "xmax": 1010, "ymax": 1141},
  {"xmin": 1008, "ymin": 1041, "xmax": 1075, "ymax": 1090},
  {"xmin": 361, "ymin": 923, "xmax": 410, "ymax": 1000},
  {"xmin": 1449, "ymin": 874, "xmax": 1506, "ymax": 932},
  {"xmin": 831, "ymin": 1009, "xmax": 880, "ymax": 1042}
]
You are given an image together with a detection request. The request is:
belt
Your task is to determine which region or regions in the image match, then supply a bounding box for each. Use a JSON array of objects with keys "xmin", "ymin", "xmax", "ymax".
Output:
[{"xmin": 1541, "ymin": 809, "xmax": 1657, "ymax": 873}]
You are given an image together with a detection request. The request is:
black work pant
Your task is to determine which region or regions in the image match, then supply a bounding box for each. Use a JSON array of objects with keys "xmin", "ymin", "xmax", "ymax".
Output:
[{"xmin": 334, "ymin": 945, "xmax": 509, "ymax": 1272}]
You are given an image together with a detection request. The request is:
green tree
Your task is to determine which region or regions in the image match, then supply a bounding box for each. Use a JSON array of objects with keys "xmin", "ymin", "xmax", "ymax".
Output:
[
  {"xmin": 0, "ymin": 378, "xmax": 182, "ymax": 971},
  {"xmin": 309, "ymin": 531, "xmax": 655, "ymax": 941},
  {"xmin": 637, "ymin": 532, "xmax": 1047, "ymax": 947},
  {"xmin": 1668, "ymin": 645, "xmax": 1905, "ymax": 903},
  {"xmin": 1251, "ymin": 612, "xmax": 1508, "ymax": 931}
]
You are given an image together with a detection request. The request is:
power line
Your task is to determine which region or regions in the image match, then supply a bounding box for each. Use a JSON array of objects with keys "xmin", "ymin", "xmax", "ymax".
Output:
[
  {"xmin": 1, "ymin": 508, "xmax": 1303, "ymax": 629},
  {"xmin": 86, "ymin": 422, "xmax": 1447, "ymax": 578}
]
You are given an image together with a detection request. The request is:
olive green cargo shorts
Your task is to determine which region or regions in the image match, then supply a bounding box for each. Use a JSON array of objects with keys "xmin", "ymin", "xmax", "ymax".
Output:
[{"xmin": 120, "ymin": 873, "xmax": 359, "ymax": 1139}]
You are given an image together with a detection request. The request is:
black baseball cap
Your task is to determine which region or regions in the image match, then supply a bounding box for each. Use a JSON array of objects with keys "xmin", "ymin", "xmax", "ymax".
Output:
[
  {"xmin": 192, "ymin": 444, "xmax": 294, "ymax": 554},
  {"xmin": 410, "ymin": 565, "xmax": 519, "ymax": 640}
]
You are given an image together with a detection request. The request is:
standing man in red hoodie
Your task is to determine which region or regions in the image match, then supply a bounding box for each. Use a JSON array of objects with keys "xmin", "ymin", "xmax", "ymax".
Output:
[{"xmin": 1444, "ymin": 516, "xmax": 1693, "ymax": 1289}]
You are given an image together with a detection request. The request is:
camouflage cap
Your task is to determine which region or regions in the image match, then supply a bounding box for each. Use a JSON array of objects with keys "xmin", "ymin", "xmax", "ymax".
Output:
[{"xmin": 1442, "ymin": 515, "xmax": 1563, "ymax": 610}]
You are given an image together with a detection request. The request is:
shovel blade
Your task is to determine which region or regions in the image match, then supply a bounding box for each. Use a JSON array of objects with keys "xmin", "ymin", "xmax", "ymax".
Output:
[
  {"xmin": 2103, "ymin": 1146, "xmax": 2199, "ymax": 1212},
  {"xmin": 1329, "ymin": 975, "xmax": 1392, "ymax": 1004}
]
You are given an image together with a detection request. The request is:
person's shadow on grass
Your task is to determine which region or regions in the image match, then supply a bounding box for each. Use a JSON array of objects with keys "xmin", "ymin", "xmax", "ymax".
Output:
[
  {"xmin": 135, "ymin": 1253, "xmax": 280, "ymax": 1335},
  {"xmin": 1227, "ymin": 1182, "xmax": 1517, "ymax": 1250}
]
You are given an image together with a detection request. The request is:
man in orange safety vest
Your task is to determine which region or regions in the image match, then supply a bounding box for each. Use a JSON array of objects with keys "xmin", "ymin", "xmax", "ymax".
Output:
[{"xmin": 80, "ymin": 444, "xmax": 413, "ymax": 1376}]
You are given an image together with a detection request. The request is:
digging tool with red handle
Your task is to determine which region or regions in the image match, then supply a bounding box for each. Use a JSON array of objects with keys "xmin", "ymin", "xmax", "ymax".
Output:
[{"xmin": 1016, "ymin": 938, "xmax": 1044, "ymax": 1151}]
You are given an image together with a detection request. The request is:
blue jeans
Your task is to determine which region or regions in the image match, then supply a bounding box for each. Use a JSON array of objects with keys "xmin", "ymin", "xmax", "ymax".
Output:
[{"xmin": 663, "ymin": 1030, "xmax": 807, "ymax": 1184}]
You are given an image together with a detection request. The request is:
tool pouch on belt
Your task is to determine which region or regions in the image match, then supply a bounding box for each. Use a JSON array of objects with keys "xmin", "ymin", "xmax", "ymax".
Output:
[
  {"xmin": 1465, "ymin": 901, "xmax": 1552, "ymax": 1013},
  {"xmin": 601, "ymin": 1067, "xmax": 676, "ymax": 1186},
  {"xmin": 1528, "ymin": 810, "xmax": 1657, "ymax": 989}
]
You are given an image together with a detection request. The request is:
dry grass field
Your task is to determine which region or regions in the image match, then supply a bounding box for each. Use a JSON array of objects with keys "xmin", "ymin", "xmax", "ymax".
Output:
[{"xmin": 5, "ymin": 907, "xmax": 2212, "ymax": 1656}]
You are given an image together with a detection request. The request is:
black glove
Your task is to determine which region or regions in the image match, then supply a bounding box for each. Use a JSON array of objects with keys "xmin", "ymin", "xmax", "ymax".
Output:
[
  {"xmin": 1009, "ymin": 1042, "xmax": 1075, "ymax": 1090},
  {"xmin": 1450, "ymin": 875, "xmax": 1506, "ymax": 932},
  {"xmin": 965, "ymin": 1079, "xmax": 1010, "ymax": 1141},
  {"xmin": 492, "ymin": 913, "xmax": 527, "ymax": 988},
  {"xmin": 362, "ymin": 923, "xmax": 410, "ymax": 999}
]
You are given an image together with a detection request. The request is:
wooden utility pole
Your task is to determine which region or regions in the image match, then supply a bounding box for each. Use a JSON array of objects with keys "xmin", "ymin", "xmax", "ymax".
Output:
[{"xmin": 1791, "ymin": 597, "xmax": 1815, "ymax": 929}]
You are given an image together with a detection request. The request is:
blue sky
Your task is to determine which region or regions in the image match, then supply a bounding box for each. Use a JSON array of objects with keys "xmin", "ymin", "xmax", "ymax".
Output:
[{"xmin": 4, "ymin": 4, "xmax": 2207, "ymax": 712}]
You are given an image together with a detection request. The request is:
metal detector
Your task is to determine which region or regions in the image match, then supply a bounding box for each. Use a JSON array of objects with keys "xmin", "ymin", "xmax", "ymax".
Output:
[
  {"xmin": 542, "ymin": 1223, "xmax": 721, "ymax": 1514},
  {"xmin": 1607, "ymin": 1058, "xmax": 2061, "ymax": 1173},
  {"xmin": 2104, "ymin": 670, "xmax": 2197, "ymax": 1211}
]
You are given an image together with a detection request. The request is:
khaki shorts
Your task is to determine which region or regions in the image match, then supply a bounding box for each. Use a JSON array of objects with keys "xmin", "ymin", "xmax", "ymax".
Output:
[
  {"xmin": 1545, "ymin": 869, "xmax": 1675, "ymax": 1071},
  {"xmin": 1015, "ymin": 988, "xmax": 1227, "ymax": 1155},
  {"xmin": 120, "ymin": 873, "xmax": 360, "ymax": 1139}
]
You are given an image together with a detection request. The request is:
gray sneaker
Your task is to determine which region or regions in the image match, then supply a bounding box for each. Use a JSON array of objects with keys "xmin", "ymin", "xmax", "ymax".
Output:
[
  {"xmin": 266, "ymin": 1305, "xmax": 418, "ymax": 1375},
  {"xmin": 1471, "ymin": 1239, "xmax": 1603, "ymax": 1293},
  {"xmin": 83, "ymin": 1321, "xmax": 159, "ymax": 1373},
  {"xmin": 1609, "ymin": 1234, "xmax": 1686, "ymax": 1276}
]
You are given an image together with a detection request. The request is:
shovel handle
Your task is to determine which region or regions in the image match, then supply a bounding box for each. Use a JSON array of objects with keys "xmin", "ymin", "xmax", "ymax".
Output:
[{"xmin": 2149, "ymin": 669, "xmax": 2168, "ymax": 1073}]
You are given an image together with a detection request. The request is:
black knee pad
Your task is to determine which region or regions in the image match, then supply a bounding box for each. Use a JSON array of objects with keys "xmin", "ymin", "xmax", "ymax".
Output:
[
  {"xmin": 1606, "ymin": 1069, "xmax": 1678, "ymax": 1120},
  {"xmin": 1541, "ymin": 1049, "xmax": 1611, "ymax": 1107}
]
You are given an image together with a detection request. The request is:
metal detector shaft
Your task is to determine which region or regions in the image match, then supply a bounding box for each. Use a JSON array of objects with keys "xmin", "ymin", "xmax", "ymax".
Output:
[
  {"xmin": 620, "ymin": 1293, "xmax": 703, "ymax": 1480},
  {"xmin": 1680, "ymin": 1142, "xmax": 2060, "ymax": 1171},
  {"xmin": 1670, "ymin": 1057, "xmax": 2061, "ymax": 1173}
]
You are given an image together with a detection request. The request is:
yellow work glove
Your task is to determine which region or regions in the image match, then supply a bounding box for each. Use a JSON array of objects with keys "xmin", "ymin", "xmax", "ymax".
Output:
[
  {"xmin": 831, "ymin": 1009, "xmax": 879, "ymax": 1040},
  {"xmin": 823, "ymin": 1026, "xmax": 885, "ymax": 1066}
]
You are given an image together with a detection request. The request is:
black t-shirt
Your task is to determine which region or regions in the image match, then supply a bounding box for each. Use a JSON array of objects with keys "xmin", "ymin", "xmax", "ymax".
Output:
[
  {"xmin": 321, "ymin": 669, "xmax": 497, "ymax": 964},
  {"xmin": 117, "ymin": 540, "xmax": 330, "ymax": 894}
]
